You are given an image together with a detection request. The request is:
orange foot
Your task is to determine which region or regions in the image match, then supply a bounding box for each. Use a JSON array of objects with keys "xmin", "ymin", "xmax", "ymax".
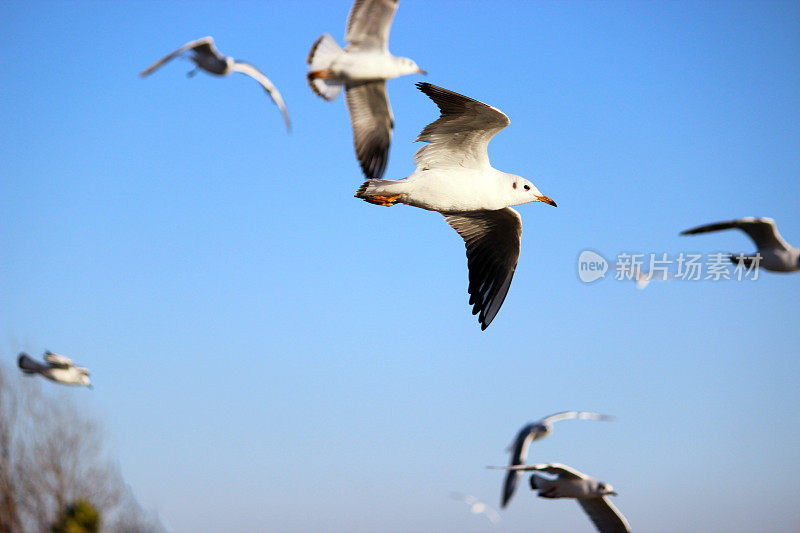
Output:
[{"xmin": 365, "ymin": 195, "xmax": 400, "ymax": 207}]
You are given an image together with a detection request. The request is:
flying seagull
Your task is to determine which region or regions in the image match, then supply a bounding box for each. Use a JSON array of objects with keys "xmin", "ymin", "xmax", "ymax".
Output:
[
  {"xmin": 18, "ymin": 350, "xmax": 92, "ymax": 388},
  {"xmin": 140, "ymin": 36, "xmax": 291, "ymax": 132},
  {"xmin": 610, "ymin": 262, "xmax": 672, "ymax": 289},
  {"xmin": 355, "ymin": 82, "xmax": 556, "ymax": 330},
  {"xmin": 489, "ymin": 463, "xmax": 630, "ymax": 533},
  {"xmin": 450, "ymin": 492, "xmax": 501, "ymax": 525},
  {"xmin": 307, "ymin": 0, "xmax": 425, "ymax": 179},
  {"xmin": 501, "ymin": 411, "xmax": 613, "ymax": 508},
  {"xmin": 680, "ymin": 217, "xmax": 799, "ymax": 272}
]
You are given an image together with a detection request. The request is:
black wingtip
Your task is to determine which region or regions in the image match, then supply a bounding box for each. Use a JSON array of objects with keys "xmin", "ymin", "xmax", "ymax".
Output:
[{"xmin": 415, "ymin": 82, "xmax": 441, "ymax": 98}]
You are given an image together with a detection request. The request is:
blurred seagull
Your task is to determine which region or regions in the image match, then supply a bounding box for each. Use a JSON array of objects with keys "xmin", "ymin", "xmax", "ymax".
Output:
[
  {"xmin": 140, "ymin": 36, "xmax": 291, "ymax": 132},
  {"xmin": 355, "ymin": 83, "xmax": 556, "ymax": 330},
  {"xmin": 450, "ymin": 493, "xmax": 501, "ymax": 525},
  {"xmin": 611, "ymin": 262, "xmax": 673, "ymax": 289},
  {"xmin": 307, "ymin": 0, "xmax": 425, "ymax": 178},
  {"xmin": 18, "ymin": 350, "xmax": 92, "ymax": 388},
  {"xmin": 631, "ymin": 269, "xmax": 672, "ymax": 289},
  {"xmin": 501, "ymin": 411, "xmax": 613, "ymax": 508},
  {"xmin": 489, "ymin": 463, "xmax": 630, "ymax": 533},
  {"xmin": 680, "ymin": 217, "xmax": 799, "ymax": 272}
]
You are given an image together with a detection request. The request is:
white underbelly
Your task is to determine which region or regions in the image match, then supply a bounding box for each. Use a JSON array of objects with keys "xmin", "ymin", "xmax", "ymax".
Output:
[
  {"xmin": 403, "ymin": 171, "xmax": 508, "ymax": 212},
  {"xmin": 332, "ymin": 52, "xmax": 395, "ymax": 81}
]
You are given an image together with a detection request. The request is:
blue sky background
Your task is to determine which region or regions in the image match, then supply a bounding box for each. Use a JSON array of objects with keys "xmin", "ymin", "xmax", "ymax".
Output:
[{"xmin": 1, "ymin": 1, "xmax": 799, "ymax": 531}]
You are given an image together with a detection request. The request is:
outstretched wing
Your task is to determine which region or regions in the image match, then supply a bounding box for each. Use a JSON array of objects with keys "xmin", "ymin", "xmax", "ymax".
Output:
[
  {"xmin": 139, "ymin": 36, "xmax": 217, "ymax": 77},
  {"xmin": 44, "ymin": 350, "xmax": 74, "ymax": 368},
  {"xmin": 501, "ymin": 423, "xmax": 538, "ymax": 507},
  {"xmin": 540, "ymin": 411, "xmax": 614, "ymax": 425},
  {"xmin": 415, "ymin": 82, "xmax": 510, "ymax": 171},
  {"xmin": 490, "ymin": 463, "xmax": 587, "ymax": 482},
  {"xmin": 444, "ymin": 208, "xmax": 521, "ymax": 330},
  {"xmin": 345, "ymin": 0, "xmax": 398, "ymax": 51},
  {"xmin": 680, "ymin": 217, "xmax": 789, "ymax": 251},
  {"xmin": 345, "ymin": 80, "xmax": 393, "ymax": 179},
  {"xmin": 527, "ymin": 463, "xmax": 587, "ymax": 480},
  {"xmin": 18, "ymin": 353, "xmax": 45, "ymax": 374},
  {"xmin": 578, "ymin": 497, "xmax": 631, "ymax": 533},
  {"xmin": 230, "ymin": 61, "xmax": 292, "ymax": 132}
]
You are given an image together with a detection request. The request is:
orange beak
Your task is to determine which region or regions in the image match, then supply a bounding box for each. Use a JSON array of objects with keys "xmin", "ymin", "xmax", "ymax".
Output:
[
  {"xmin": 537, "ymin": 195, "xmax": 557, "ymax": 207},
  {"xmin": 416, "ymin": 68, "xmax": 427, "ymax": 75}
]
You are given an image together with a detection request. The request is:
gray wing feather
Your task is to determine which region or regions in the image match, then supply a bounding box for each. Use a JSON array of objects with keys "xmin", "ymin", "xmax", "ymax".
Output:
[
  {"xmin": 230, "ymin": 61, "xmax": 292, "ymax": 132},
  {"xmin": 44, "ymin": 351, "xmax": 74, "ymax": 368},
  {"xmin": 139, "ymin": 36, "xmax": 217, "ymax": 77},
  {"xmin": 444, "ymin": 208, "xmax": 521, "ymax": 330},
  {"xmin": 415, "ymin": 82, "xmax": 509, "ymax": 171},
  {"xmin": 680, "ymin": 217, "xmax": 789, "ymax": 251},
  {"xmin": 345, "ymin": 80, "xmax": 393, "ymax": 179},
  {"xmin": 541, "ymin": 411, "xmax": 614, "ymax": 424},
  {"xmin": 528, "ymin": 463, "xmax": 586, "ymax": 480},
  {"xmin": 578, "ymin": 497, "xmax": 631, "ymax": 533},
  {"xmin": 18, "ymin": 353, "xmax": 45, "ymax": 373},
  {"xmin": 501, "ymin": 428, "xmax": 529, "ymax": 508},
  {"xmin": 345, "ymin": 0, "xmax": 398, "ymax": 50}
]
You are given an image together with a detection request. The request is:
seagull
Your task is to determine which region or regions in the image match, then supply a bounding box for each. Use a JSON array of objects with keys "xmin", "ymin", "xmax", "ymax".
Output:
[
  {"xmin": 17, "ymin": 350, "xmax": 92, "ymax": 388},
  {"xmin": 489, "ymin": 463, "xmax": 630, "ymax": 533},
  {"xmin": 501, "ymin": 411, "xmax": 613, "ymax": 508},
  {"xmin": 631, "ymin": 269, "xmax": 672, "ymax": 289},
  {"xmin": 611, "ymin": 262, "xmax": 672, "ymax": 289},
  {"xmin": 307, "ymin": 0, "xmax": 425, "ymax": 179},
  {"xmin": 355, "ymin": 82, "xmax": 556, "ymax": 330},
  {"xmin": 680, "ymin": 217, "xmax": 799, "ymax": 272},
  {"xmin": 140, "ymin": 36, "xmax": 291, "ymax": 132},
  {"xmin": 450, "ymin": 493, "xmax": 501, "ymax": 525}
]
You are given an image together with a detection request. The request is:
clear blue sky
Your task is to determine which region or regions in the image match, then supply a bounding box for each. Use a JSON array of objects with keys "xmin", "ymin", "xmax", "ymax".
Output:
[{"xmin": 2, "ymin": 1, "xmax": 799, "ymax": 531}]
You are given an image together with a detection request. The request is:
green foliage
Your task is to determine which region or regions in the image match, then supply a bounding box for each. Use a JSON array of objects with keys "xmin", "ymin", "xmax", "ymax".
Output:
[{"xmin": 50, "ymin": 498, "xmax": 101, "ymax": 533}]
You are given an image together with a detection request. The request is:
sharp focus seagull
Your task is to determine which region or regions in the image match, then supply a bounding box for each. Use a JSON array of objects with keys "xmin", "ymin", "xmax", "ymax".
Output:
[
  {"xmin": 489, "ymin": 463, "xmax": 630, "ymax": 533},
  {"xmin": 500, "ymin": 412, "xmax": 613, "ymax": 508},
  {"xmin": 680, "ymin": 217, "xmax": 799, "ymax": 273},
  {"xmin": 17, "ymin": 350, "xmax": 92, "ymax": 388},
  {"xmin": 355, "ymin": 82, "xmax": 556, "ymax": 330},
  {"xmin": 307, "ymin": 0, "xmax": 425, "ymax": 179},
  {"xmin": 140, "ymin": 36, "xmax": 291, "ymax": 132},
  {"xmin": 450, "ymin": 492, "xmax": 501, "ymax": 525}
]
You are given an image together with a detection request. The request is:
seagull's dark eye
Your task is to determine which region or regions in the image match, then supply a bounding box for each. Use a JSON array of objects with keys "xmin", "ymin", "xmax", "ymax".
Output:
[
  {"xmin": 512, "ymin": 182, "xmax": 517, "ymax": 189},
  {"xmin": 524, "ymin": 184, "xmax": 530, "ymax": 191}
]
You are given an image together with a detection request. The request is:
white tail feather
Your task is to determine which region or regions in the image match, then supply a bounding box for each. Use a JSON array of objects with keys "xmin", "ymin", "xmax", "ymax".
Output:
[
  {"xmin": 355, "ymin": 179, "xmax": 398, "ymax": 198},
  {"xmin": 307, "ymin": 34, "xmax": 344, "ymax": 101},
  {"xmin": 311, "ymin": 79, "xmax": 343, "ymax": 101}
]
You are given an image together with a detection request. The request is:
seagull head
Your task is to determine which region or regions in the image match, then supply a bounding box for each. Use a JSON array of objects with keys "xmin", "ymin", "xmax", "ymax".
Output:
[
  {"xmin": 397, "ymin": 57, "xmax": 426, "ymax": 76},
  {"xmin": 597, "ymin": 482, "xmax": 617, "ymax": 496},
  {"xmin": 509, "ymin": 176, "xmax": 556, "ymax": 207}
]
